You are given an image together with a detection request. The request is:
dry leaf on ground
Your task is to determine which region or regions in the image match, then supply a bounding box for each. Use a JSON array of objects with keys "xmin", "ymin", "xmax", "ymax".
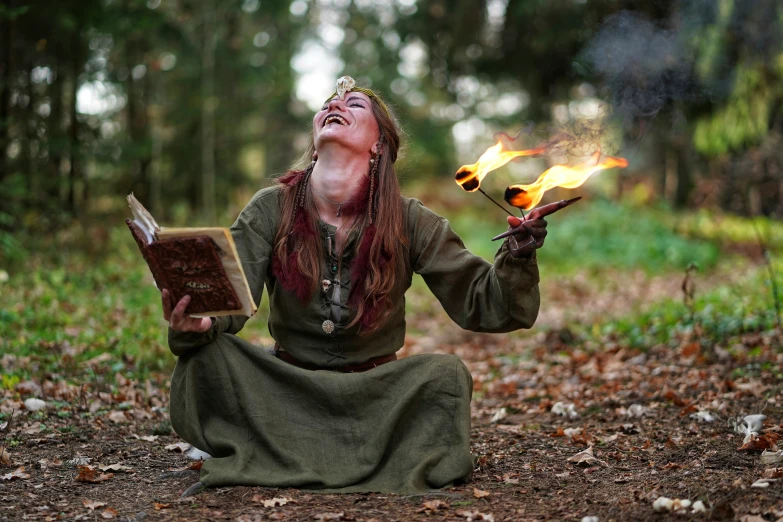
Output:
[
  {"xmin": 473, "ymin": 487, "xmax": 491, "ymax": 498},
  {"xmin": 567, "ymin": 446, "xmax": 604, "ymax": 466},
  {"xmin": 107, "ymin": 411, "xmax": 129, "ymax": 424},
  {"xmin": 251, "ymin": 496, "xmax": 292, "ymax": 507},
  {"xmin": 763, "ymin": 468, "xmax": 783, "ymax": 478},
  {"xmin": 0, "ymin": 466, "xmax": 30, "ymax": 481},
  {"xmin": 313, "ymin": 512, "xmax": 344, "ymax": 521},
  {"xmin": 456, "ymin": 510, "xmax": 495, "ymax": 522},
  {"xmin": 154, "ymin": 503, "xmax": 171, "ymax": 510},
  {"xmin": 101, "ymin": 507, "xmax": 118, "ymax": 519},
  {"xmin": 83, "ymin": 500, "xmax": 106, "ymax": 511},
  {"xmin": 164, "ymin": 442, "xmax": 191, "ymax": 452},
  {"xmin": 75, "ymin": 466, "xmax": 114, "ymax": 483},
  {"xmin": 417, "ymin": 500, "xmax": 449, "ymax": 513},
  {"xmin": 98, "ymin": 464, "xmax": 133, "ymax": 473},
  {"xmin": 38, "ymin": 458, "xmax": 63, "ymax": 470},
  {"xmin": 490, "ymin": 408, "xmax": 507, "ymax": 423},
  {"xmin": 738, "ymin": 434, "xmax": 778, "ymax": 451},
  {"xmin": 0, "ymin": 448, "xmax": 11, "ymax": 465}
]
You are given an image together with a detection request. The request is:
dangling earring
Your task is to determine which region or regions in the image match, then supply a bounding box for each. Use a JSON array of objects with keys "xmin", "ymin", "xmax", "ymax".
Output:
[{"xmin": 368, "ymin": 154, "xmax": 379, "ymax": 224}]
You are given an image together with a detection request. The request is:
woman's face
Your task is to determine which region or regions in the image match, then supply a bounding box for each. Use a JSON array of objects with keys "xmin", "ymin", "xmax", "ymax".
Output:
[{"xmin": 313, "ymin": 92, "xmax": 380, "ymax": 156}]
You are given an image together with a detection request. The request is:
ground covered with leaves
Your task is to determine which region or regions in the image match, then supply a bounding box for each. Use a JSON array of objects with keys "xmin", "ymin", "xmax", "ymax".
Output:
[{"xmin": 2, "ymin": 201, "xmax": 783, "ymax": 521}]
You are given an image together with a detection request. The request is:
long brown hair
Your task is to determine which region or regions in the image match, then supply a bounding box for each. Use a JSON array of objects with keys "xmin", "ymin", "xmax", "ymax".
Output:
[{"xmin": 272, "ymin": 93, "xmax": 408, "ymax": 335}]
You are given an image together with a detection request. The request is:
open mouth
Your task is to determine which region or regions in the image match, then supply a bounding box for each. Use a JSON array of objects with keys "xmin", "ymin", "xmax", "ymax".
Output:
[
  {"xmin": 185, "ymin": 281, "xmax": 212, "ymax": 290},
  {"xmin": 323, "ymin": 114, "xmax": 349, "ymax": 127}
]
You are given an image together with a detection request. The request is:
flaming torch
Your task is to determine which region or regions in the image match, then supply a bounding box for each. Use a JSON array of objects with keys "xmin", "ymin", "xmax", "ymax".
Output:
[
  {"xmin": 455, "ymin": 140, "xmax": 629, "ymax": 242},
  {"xmin": 504, "ymin": 150, "xmax": 629, "ymax": 210}
]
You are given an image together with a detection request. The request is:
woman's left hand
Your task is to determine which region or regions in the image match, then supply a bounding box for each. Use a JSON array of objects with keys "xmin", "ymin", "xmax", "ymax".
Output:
[{"xmin": 505, "ymin": 215, "xmax": 547, "ymax": 258}]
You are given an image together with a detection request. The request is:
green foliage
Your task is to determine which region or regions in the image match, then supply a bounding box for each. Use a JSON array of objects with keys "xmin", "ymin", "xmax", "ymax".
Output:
[
  {"xmin": 445, "ymin": 200, "xmax": 721, "ymax": 274},
  {"xmin": 694, "ymin": 64, "xmax": 776, "ymax": 156},
  {"xmin": 593, "ymin": 267, "xmax": 779, "ymax": 349}
]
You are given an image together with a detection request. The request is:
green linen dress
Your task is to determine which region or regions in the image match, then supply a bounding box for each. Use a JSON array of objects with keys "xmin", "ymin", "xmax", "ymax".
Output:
[{"xmin": 168, "ymin": 186, "xmax": 540, "ymax": 493}]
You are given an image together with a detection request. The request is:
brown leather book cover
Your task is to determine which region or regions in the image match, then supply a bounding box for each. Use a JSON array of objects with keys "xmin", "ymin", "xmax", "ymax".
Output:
[{"xmin": 126, "ymin": 219, "xmax": 243, "ymax": 316}]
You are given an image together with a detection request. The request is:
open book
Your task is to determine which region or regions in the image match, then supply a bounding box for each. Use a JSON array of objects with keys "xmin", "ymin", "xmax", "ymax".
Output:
[{"xmin": 125, "ymin": 194, "xmax": 257, "ymax": 318}]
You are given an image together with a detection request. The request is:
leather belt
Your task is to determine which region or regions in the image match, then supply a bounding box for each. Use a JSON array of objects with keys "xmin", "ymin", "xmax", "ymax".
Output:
[{"xmin": 274, "ymin": 346, "xmax": 397, "ymax": 373}]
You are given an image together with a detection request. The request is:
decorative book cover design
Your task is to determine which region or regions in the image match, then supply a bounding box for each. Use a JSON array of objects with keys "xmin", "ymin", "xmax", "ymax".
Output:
[{"xmin": 125, "ymin": 194, "xmax": 256, "ymax": 318}]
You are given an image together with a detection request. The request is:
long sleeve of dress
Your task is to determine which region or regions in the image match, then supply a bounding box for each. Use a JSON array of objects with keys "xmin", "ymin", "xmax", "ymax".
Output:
[
  {"xmin": 167, "ymin": 187, "xmax": 279, "ymax": 356},
  {"xmin": 409, "ymin": 199, "xmax": 540, "ymax": 333}
]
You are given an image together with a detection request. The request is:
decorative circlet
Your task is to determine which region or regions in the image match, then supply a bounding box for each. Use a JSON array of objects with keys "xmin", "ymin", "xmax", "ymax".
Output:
[{"xmin": 336, "ymin": 76, "xmax": 356, "ymax": 100}]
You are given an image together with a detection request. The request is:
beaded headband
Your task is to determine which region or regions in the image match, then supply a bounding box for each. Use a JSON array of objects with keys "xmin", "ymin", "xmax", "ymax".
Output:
[{"xmin": 324, "ymin": 76, "xmax": 391, "ymax": 120}]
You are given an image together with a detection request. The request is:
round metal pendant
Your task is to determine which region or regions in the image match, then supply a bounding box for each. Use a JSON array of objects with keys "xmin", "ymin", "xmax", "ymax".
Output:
[
  {"xmin": 322, "ymin": 320, "xmax": 335, "ymax": 334},
  {"xmin": 321, "ymin": 279, "xmax": 332, "ymax": 293}
]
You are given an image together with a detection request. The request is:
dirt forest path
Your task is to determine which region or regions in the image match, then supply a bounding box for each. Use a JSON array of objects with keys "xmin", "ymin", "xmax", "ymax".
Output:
[{"xmin": 2, "ymin": 262, "xmax": 782, "ymax": 521}]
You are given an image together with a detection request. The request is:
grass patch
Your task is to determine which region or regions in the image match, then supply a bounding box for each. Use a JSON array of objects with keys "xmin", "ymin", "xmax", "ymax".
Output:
[{"xmin": 442, "ymin": 199, "xmax": 722, "ymax": 274}]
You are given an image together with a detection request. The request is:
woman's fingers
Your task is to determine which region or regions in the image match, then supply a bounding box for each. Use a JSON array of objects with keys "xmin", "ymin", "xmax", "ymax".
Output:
[{"xmin": 170, "ymin": 295, "xmax": 193, "ymax": 330}]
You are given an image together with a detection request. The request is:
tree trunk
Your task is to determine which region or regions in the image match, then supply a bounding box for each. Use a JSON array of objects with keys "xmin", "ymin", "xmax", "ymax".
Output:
[
  {"xmin": 0, "ymin": 0, "xmax": 13, "ymax": 186},
  {"xmin": 674, "ymin": 143, "xmax": 693, "ymax": 208},
  {"xmin": 48, "ymin": 66, "xmax": 64, "ymax": 204},
  {"xmin": 68, "ymin": 30, "xmax": 81, "ymax": 213},
  {"xmin": 201, "ymin": 0, "xmax": 216, "ymax": 222}
]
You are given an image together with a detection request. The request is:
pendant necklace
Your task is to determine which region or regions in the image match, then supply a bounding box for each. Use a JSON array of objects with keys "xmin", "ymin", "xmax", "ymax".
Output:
[{"xmin": 312, "ymin": 186, "xmax": 354, "ymax": 217}]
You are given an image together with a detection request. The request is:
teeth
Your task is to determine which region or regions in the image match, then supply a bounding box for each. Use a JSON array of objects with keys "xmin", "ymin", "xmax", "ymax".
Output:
[
  {"xmin": 324, "ymin": 115, "xmax": 347, "ymax": 126},
  {"xmin": 185, "ymin": 282, "xmax": 211, "ymax": 289}
]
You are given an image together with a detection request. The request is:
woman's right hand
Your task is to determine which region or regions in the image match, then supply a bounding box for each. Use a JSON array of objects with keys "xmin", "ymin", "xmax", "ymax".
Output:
[{"xmin": 161, "ymin": 289, "xmax": 213, "ymax": 333}]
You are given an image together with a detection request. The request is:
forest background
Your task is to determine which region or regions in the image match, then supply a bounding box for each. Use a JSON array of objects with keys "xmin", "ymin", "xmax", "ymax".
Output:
[{"xmin": 2, "ymin": 1, "xmax": 783, "ymax": 520}]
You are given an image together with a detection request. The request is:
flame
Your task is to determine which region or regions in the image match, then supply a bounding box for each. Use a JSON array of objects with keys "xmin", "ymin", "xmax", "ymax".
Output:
[
  {"xmin": 455, "ymin": 140, "xmax": 545, "ymax": 192},
  {"xmin": 504, "ymin": 151, "xmax": 628, "ymax": 210}
]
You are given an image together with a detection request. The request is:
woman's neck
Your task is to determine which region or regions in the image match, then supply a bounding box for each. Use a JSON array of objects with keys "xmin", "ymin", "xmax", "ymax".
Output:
[{"xmin": 310, "ymin": 151, "xmax": 370, "ymax": 226}]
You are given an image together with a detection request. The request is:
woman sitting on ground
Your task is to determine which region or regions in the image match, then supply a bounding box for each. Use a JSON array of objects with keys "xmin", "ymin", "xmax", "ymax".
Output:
[{"xmin": 161, "ymin": 76, "xmax": 547, "ymax": 494}]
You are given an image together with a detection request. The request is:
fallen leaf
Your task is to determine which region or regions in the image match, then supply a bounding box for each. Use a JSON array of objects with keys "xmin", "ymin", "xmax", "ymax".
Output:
[
  {"xmin": 75, "ymin": 466, "xmax": 114, "ymax": 483},
  {"xmin": 38, "ymin": 458, "xmax": 63, "ymax": 470},
  {"xmin": 313, "ymin": 513, "xmax": 344, "ymax": 521},
  {"xmin": 502, "ymin": 473, "xmax": 519, "ymax": 484},
  {"xmin": 690, "ymin": 410, "xmax": 715, "ymax": 423},
  {"xmin": 738, "ymin": 434, "xmax": 777, "ymax": 452},
  {"xmin": 0, "ymin": 448, "xmax": 11, "ymax": 465},
  {"xmin": 107, "ymin": 411, "xmax": 129, "ymax": 424},
  {"xmin": 154, "ymin": 503, "xmax": 171, "ymax": 510},
  {"xmin": 98, "ymin": 464, "xmax": 133, "ymax": 473},
  {"xmin": 417, "ymin": 500, "xmax": 449, "ymax": 513},
  {"xmin": 550, "ymin": 426, "xmax": 565, "ymax": 437},
  {"xmin": 84, "ymin": 353, "xmax": 112, "ymax": 366},
  {"xmin": 551, "ymin": 401, "xmax": 579, "ymax": 419},
  {"xmin": 0, "ymin": 466, "xmax": 30, "ymax": 481},
  {"xmin": 101, "ymin": 507, "xmax": 118, "ymax": 519},
  {"xmin": 188, "ymin": 460, "xmax": 204, "ymax": 471},
  {"xmin": 83, "ymin": 500, "xmax": 106, "ymax": 511},
  {"xmin": 625, "ymin": 404, "xmax": 647, "ymax": 418},
  {"xmin": 139, "ymin": 435, "xmax": 159, "ymax": 442},
  {"xmin": 489, "ymin": 408, "xmax": 508, "ymax": 423},
  {"xmin": 691, "ymin": 500, "xmax": 707, "ymax": 514},
  {"xmin": 763, "ymin": 467, "xmax": 783, "ymax": 478},
  {"xmin": 251, "ymin": 496, "xmax": 292, "ymax": 507},
  {"xmin": 66, "ymin": 456, "xmax": 92, "ymax": 467},
  {"xmin": 760, "ymin": 449, "xmax": 783, "ymax": 465},
  {"xmin": 663, "ymin": 390, "xmax": 687, "ymax": 407},
  {"xmin": 567, "ymin": 446, "xmax": 604, "ymax": 466},
  {"xmin": 473, "ymin": 487, "xmax": 490, "ymax": 498},
  {"xmin": 164, "ymin": 442, "xmax": 191, "ymax": 453},
  {"xmin": 751, "ymin": 478, "xmax": 776, "ymax": 488},
  {"xmin": 24, "ymin": 398, "xmax": 47, "ymax": 411},
  {"xmin": 456, "ymin": 510, "xmax": 495, "ymax": 522}
]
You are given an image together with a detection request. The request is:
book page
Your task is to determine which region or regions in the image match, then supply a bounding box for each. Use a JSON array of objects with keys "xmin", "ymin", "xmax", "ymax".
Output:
[
  {"xmin": 126, "ymin": 194, "xmax": 160, "ymax": 244},
  {"xmin": 157, "ymin": 227, "xmax": 257, "ymax": 318}
]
